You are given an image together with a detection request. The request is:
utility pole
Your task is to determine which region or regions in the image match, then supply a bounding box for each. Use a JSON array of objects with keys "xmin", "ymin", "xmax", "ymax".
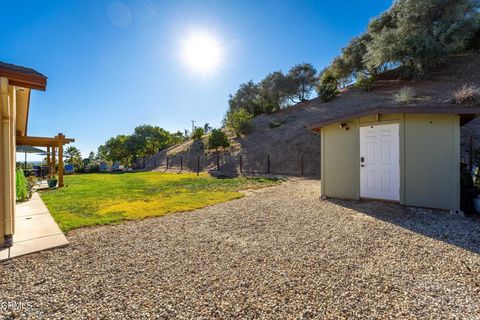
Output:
[{"xmin": 191, "ymin": 120, "xmax": 196, "ymax": 133}]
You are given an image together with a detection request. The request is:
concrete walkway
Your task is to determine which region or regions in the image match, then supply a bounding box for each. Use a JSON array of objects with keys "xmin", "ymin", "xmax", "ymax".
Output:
[{"xmin": 0, "ymin": 192, "xmax": 68, "ymax": 261}]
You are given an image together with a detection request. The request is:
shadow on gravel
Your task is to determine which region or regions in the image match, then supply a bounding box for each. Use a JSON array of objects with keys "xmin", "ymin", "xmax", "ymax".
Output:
[{"xmin": 329, "ymin": 199, "xmax": 480, "ymax": 255}]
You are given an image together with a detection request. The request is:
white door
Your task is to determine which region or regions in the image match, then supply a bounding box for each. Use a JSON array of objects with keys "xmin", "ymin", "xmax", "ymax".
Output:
[{"xmin": 360, "ymin": 123, "xmax": 400, "ymax": 201}]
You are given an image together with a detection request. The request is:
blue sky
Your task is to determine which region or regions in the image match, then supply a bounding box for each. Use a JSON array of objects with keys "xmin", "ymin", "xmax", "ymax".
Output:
[{"xmin": 1, "ymin": 0, "xmax": 392, "ymax": 158}]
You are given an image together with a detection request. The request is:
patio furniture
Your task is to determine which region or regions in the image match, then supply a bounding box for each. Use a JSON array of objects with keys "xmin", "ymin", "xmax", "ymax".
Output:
[
  {"xmin": 33, "ymin": 165, "xmax": 41, "ymax": 177},
  {"xmin": 112, "ymin": 162, "xmax": 121, "ymax": 172},
  {"xmin": 64, "ymin": 164, "xmax": 74, "ymax": 174},
  {"xmin": 23, "ymin": 169, "xmax": 33, "ymax": 177},
  {"xmin": 40, "ymin": 166, "xmax": 50, "ymax": 178},
  {"xmin": 32, "ymin": 166, "xmax": 50, "ymax": 179}
]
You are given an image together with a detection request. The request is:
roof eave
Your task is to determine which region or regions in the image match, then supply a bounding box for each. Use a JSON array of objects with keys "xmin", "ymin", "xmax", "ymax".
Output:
[
  {"xmin": 0, "ymin": 67, "xmax": 47, "ymax": 91},
  {"xmin": 308, "ymin": 106, "xmax": 480, "ymax": 130}
]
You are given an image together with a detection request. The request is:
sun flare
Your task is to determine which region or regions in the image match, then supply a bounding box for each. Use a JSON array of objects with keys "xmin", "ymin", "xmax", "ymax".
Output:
[{"xmin": 180, "ymin": 30, "xmax": 223, "ymax": 74}]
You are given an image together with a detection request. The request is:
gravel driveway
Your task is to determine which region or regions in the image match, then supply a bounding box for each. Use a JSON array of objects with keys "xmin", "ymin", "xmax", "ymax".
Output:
[{"xmin": 1, "ymin": 179, "xmax": 480, "ymax": 319}]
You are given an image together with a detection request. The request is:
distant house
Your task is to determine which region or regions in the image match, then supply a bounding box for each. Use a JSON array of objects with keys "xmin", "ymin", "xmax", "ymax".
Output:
[{"xmin": 0, "ymin": 62, "xmax": 74, "ymax": 248}]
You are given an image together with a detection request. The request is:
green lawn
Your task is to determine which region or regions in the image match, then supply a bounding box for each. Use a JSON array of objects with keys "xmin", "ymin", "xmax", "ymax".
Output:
[{"xmin": 40, "ymin": 172, "xmax": 281, "ymax": 232}]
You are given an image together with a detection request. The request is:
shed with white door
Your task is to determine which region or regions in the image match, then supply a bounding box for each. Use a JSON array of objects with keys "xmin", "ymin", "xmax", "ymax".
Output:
[{"xmin": 308, "ymin": 106, "xmax": 480, "ymax": 211}]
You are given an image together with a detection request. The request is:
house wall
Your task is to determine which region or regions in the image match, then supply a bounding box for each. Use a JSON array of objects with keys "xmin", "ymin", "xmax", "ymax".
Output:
[
  {"xmin": 15, "ymin": 88, "xmax": 30, "ymax": 136},
  {"xmin": 320, "ymin": 120, "xmax": 360, "ymax": 199},
  {"xmin": 403, "ymin": 114, "xmax": 460, "ymax": 210},
  {"xmin": 0, "ymin": 77, "xmax": 19, "ymax": 247},
  {"xmin": 320, "ymin": 113, "xmax": 460, "ymax": 211},
  {"xmin": 0, "ymin": 78, "xmax": 4, "ymax": 247}
]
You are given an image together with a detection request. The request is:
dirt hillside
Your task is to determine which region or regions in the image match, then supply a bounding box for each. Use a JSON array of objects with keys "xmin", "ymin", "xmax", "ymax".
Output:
[{"xmin": 145, "ymin": 52, "xmax": 480, "ymax": 174}]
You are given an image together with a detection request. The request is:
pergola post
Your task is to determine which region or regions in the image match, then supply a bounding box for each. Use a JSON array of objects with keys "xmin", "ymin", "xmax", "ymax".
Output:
[
  {"xmin": 46, "ymin": 146, "xmax": 51, "ymax": 177},
  {"xmin": 52, "ymin": 146, "xmax": 56, "ymax": 175},
  {"xmin": 16, "ymin": 134, "xmax": 74, "ymax": 188},
  {"xmin": 57, "ymin": 133, "xmax": 64, "ymax": 188}
]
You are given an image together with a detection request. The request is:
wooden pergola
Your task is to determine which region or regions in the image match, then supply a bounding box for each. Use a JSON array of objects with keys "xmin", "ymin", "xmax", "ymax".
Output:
[{"xmin": 16, "ymin": 133, "xmax": 75, "ymax": 187}]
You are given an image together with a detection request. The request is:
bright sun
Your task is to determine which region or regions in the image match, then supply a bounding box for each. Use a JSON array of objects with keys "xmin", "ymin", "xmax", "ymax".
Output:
[{"xmin": 180, "ymin": 31, "xmax": 223, "ymax": 74}]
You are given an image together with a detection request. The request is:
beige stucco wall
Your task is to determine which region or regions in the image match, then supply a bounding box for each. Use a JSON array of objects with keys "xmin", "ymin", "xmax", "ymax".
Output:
[
  {"xmin": 0, "ymin": 78, "xmax": 4, "ymax": 247},
  {"xmin": 0, "ymin": 78, "xmax": 21, "ymax": 247},
  {"xmin": 320, "ymin": 113, "xmax": 460, "ymax": 211},
  {"xmin": 15, "ymin": 88, "xmax": 30, "ymax": 136}
]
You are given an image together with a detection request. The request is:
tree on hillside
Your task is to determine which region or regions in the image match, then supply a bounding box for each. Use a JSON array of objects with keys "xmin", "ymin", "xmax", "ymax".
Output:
[
  {"xmin": 208, "ymin": 129, "xmax": 230, "ymax": 151},
  {"xmin": 224, "ymin": 108, "xmax": 253, "ymax": 136},
  {"xmin": 227, "ymin": 63, "xmax": 320, "ymax": 117},
  {"xmin": 316, "ymin": 68, "xmax": 340, "ymax": 102},
  {"xmin": 171, "ymin": 130, "xmax": 186, "ymax": 142},
  {"xmin": 259, "ymin": 71, "xmax": 291, "ymax": 113},
  {"xmin": 286, "ymin": 63, "xmax": 318, "ymax": 103},
  {"xmin": 330, "ymin": 33, "xmax": 372, "ymax": 84},
  {"xmin": 327, "ymin": 0, "xmax": 480, "ymax": 81},
  {"xmin": 228, "ymin": 80, "xmax": 262, "ymax": 116},
  {"xmin": 373, "ymin": 0, "xmax": 479, "ymax": 77},
  {"xmin": 191, "ymin": 127, "xmax": 205, "ymax": 139}
]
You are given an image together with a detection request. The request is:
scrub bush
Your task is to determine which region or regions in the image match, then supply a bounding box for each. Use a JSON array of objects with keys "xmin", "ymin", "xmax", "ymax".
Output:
[
  {"xmin": 191, "ymin": 127, "xmax": 205, "ymax": 139},
  {"xmin": 268, "ymin": 120, "xmax": 285, "ymax": 128},
  {"xmin": 356, "ymin": 74, "xmax": 375, "ymax": 92},
  {"xmin": 317, "ymin": 83, "xmax": 338, "ymax": 102},
  {"xmin": 224, "ymin": 108, "xmax": 253, "ymax": 136},
  {"xmin": 208, "ymin": 129, "xmax": 230, "ymax": 151},
  {"xmin": 395, "ymin": 87, "xmax": 416, "ymax": 104},
  {"xmin": 317, "ymin": 69, "xmax": 339, "ymax": 102},
  {"xmin": 454, "ymin": 84, "xmax": 480, "ymax": 105}
]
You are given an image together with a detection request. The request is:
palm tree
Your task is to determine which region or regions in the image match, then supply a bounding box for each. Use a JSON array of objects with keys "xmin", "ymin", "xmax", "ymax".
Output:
[
  {"xmin": 65, "ymin": 146, "xmax": 82, "ymax": 170},
  {"xmin": 203, "ymin": 123, "xmax": 212, "ymax": 133},
  {"xmin": 65, "ymin": 146, "xmax": 81, "ymax": 163}
]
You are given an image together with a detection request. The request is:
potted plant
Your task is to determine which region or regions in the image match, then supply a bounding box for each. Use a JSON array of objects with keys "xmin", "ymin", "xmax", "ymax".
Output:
[{"xmin": 47, "ymin": 175, "xmax": 58, "ymax": 189}]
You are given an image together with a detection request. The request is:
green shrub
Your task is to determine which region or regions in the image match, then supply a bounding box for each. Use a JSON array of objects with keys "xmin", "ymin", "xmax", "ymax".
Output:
[
  {"xmin": 356, "ymin": 74, "xmax": 375, "ymax": 92},
  {"xmin": 268, "ymin": 120, "xmax": 285, "ymax": 128},
  {"xmin": 317, "ymin": 83, "xmax": 338, "ymax": 102},
  {"xmin": 191, "ymin": 127, "xmax": 205, "ymax": 139},
  {"xmin": 225, "ymin": 108, "xmax": 253, "ymax": 136},
  {"xmin": 317, "ymin": 68, "xmax": 339, "ymax": 102},
  {"xmin": 319, "ymin": 68, "xmax": 339, "ymax": 87},
  {"xmin": 394, "ymin": 87, "xmax": 416, "ymax": 104},
  {"xmin": 16, "ymin": 168, "xmax": 29, "ymax": 202},
  {"xmin": 208, "ymin": 129, "xmax": 230, "ymax": 151},
  {"xmin": 264, "ymin": 103, "xmax": 275, "ymax": 114}
]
